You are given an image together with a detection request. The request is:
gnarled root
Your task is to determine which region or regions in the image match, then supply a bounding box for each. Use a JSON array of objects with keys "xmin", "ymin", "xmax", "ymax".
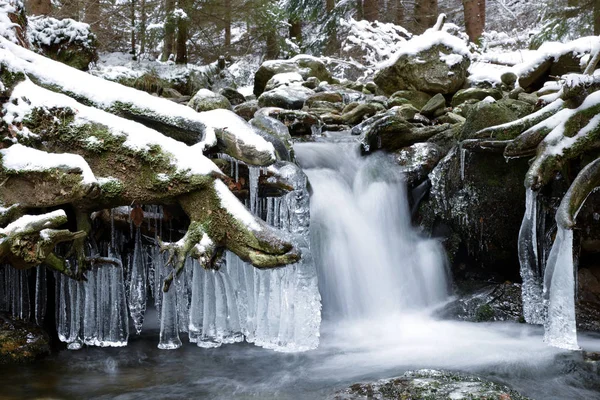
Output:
[
  {"xmin": 556, "ymin": 157, "xmax": 600, "ymax": 230},
  {"xmin": 0, "ymin": 210, "xmax": 86, "ymax": 276}
]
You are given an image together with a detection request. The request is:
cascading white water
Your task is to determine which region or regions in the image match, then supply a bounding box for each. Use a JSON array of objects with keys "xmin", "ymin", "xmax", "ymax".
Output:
[{"xmin": 295, "ymin": 142, "xmax": 449, "ymax": 320}]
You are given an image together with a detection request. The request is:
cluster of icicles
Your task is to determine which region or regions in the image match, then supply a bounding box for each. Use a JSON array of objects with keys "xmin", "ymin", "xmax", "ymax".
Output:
[
  {"xmin": 519, "ymin": 188, "xmax": 578, "ymax": 350},
  {"xmin": 0, "ymin": 165, "xmax": 321, "ymax": 352}
]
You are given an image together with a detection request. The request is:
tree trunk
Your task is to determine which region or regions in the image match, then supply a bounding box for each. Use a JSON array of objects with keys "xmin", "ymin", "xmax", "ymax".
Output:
[
  {"xmin": 395, "ymin": 0, "xmax": 404, "ymax": 26},
  {"xmin": 130, "ymin": 0, "xmax": 136, "ymax": 60},
  {"xmin": 83, "ymin": 0, "xmax": 99, "ymax": 33},
  {"xmin": 289, "ymin": 19, "xmax": 302, "ymax": 44},
  {"xmin": 266, "ymin": 29, "xmax": 279, "ymax": 60},
  {"xmin": 26, "ymin": 0, "xmax": 51, "ymax": 15},
  {"xmin": 162, "ymin": 0, "xmax": 176, "ymax": 61},
  {"xmin": 363, "ymin": 0, "xmax": 379, "ymax": 21},
  {"xmin": 175, "ymin": 14, "xmax": 188, "ymax": 64},
  {"xmin": 463, "ymin": 0, "xmax": 483, "ymax": 43},
  {"xmin": 61, "ymin": 0, "xmax": 80, "ymax": 20},
  {"xmin": 139, "ymin": 0, "xmax": 146, "ymax": 54},
  {"xmin": 595, "ymin": 0, "xmax": 600, "ymax": 35},
  {"xmin": 224, "ymin": 0, "xmax": 231, "ymax": 47},
  {"xmin": 477, "ymin": 0, "xmax": 485, "ymax": 37},
  {"xmin": 326, "ymin": 0, "xmax": 335, "ymax": 12},
  {"xmin": 356, "ymin": 0, "xmax": 364, "ymax": 20},
  {"xmin": 414, "ymin": 0, "xmax": 437, "ymax": 33}
]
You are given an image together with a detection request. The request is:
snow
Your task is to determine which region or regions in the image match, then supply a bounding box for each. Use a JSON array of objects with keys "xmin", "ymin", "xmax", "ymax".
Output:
[
  {"xmin": 379, "ymin": 30, "xmax": 470, "ymax": 69},
  {"xmin": 213, "ymin": 179, "xmax": 261, "ymax": 231},
  {"xmin": 0, "ymin": 37, "xmax": 274, "ymax": 158},
  {"xmin": 28, "ymin": 16, "xmax": 94, "ymax": 49},
  {"xmin": 195, "ymin": 109, "xmax": 275, "ymax": 156},
  {"xmin": 0, "ymin": 0, "xmax": 19, "ymax": 44},
  {"xmin": 0, "ymin": 209, "xmax": 65, "ymax": 236},
  {"xmin": 4, "ymin": 79, "xmax": 221, "ymax": 177},
  {"xmin": 0, "ymin": 143, "xmax": 97, "ymax": 185},
  {"xmin": 266, "ymin": 72, "xmax": 303, "ymax": 88}
]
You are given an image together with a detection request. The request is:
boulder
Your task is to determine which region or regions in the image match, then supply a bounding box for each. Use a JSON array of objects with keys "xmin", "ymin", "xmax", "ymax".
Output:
[
  {"xmin": 394, "ymin": 142, "xmax": 443, "ymax": 186},
  {"xmin": 264, "ymin": 72, "xmax": 304, "ymax": 92},
  {"xmin": 374, "ymin": 32, "xmax": 471, "ymax": 95},
  {"xmin": 420, "ymin": 93, "xmax": 447, "ymax": 118},
  {"xmin": 459, "ymin": 100, "xmax": 518, "ymax": 140},
  {"xmin": 390, "ymin": 90, "xmax": 432, "ymax": 109},
  {"xmin": 451, "ymin": 88, "xmax": 503, "ymax": 107},
  {"xmin": 253, "ymin": 55, "xmax": 332, "ymax": 96},
  {"xmin": 340, "ymin": 102, "xmax": 386, "ymax": 125},
  {"xmin": 219, "ymin": 87, "xmax": 246, "ymax": 106},
  {"xmin": 187, "ymin": 88, "xmax": 232, "ymax": 112},
  {"xmin": 304, "ymin": 91, "xmax": 344, "ymax": 108},
  {"xmin": 233, "ymin": 100, "xmax": 259, "ymax": 121},
  {"xmin": 340, "ymin": 370, "xmax": 530, "ymax": 400},
  {"xmin": 250, "ymin": 114, "xmax": 293, "ymax": 160},
  {"xmin": 257, "ymin": 85, "xmax": 315, "ymax": 110},
  {"xmin": 256, "ymin": 108, "xmax": 321, "ymax": 136}
]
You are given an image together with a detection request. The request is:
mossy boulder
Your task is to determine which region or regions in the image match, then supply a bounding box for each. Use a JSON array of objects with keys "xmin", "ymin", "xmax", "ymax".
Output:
[
  {"xmin": 451, "ymin": 88, "xmax": 503, "ymax": 107},
  {"xmin": 459, "ymin": 101, "xmax": 518, "ymax": 141},
  {"xmin": 341, "ymin": 369, "xmax": 530, "ymax": 400},
  {"xmin": 188, "ymin": 89, "xmax": 232, "ymax": 112},
  {"xmin": 390, "ymin": 90, "xmax": 432, "ymax": 109},
  {"xmin": 233, "ymin": 100, "xmax": 259, "ymax": 121},
  {"xmin": 256, "ymin": 108, "xmax": 321, "ymax": 136},
  {"xmin": 421, "ymin": 93, "xmax": 447, "ymax": 118}
]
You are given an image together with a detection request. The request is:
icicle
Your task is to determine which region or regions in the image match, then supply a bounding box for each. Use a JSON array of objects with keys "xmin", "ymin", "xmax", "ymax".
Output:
[
  {"xmin": 67, "ymin": 278, "xmax": 83, "ymax": 350},
  {"xmin": 108, "ymin": 263, "xmax": 129, "ymax": 347},
  {"xmin": 254, "ymin": 271, "xmax": 271, "ymax": 347},
  {"xmin": 35, "ymin": 266, "xmax": 47, "ymax": 325},
  {"xmin": 158, "ymin": 260, "xmax": 181, "ymax": 350},
  {"xmin": 543, "ymin": 227, "xmax": 579, "ymax": 350},
  {"xmin": 235, "ymin": 160, "xmax": 239, "ymax": 182},
  {"xmin": 249, "ymin": 166, "xmax": 260, "ymax": 215},
  {"xmin": 198, "ymin": 270, "xmax": 219, "ymax": 348},
  {"xmin": 220, "ymin": 268, "xmax": 243, "ymax": 344},
  {"xmin": 188, "ymin": 259, "xmax": 204, "ymax": 343},
  {"xmin": 0, "ymin": 265, "xmax": 7, "ymax": 313},
  {"xmin": 175, "ymin": 259, "xmax": 190, "ymax": 334},
  {"xmin": 519, "ymin": 188, "xmax": 545, "ymax": 324},
  {"xmin": 128, "ymin": 227, "xmax": 147, "ymax": 334},
  {"xmin": 83, "ymin": 266, "xmax": 98, "ymax": 346},
  {"xmin": 460, "ymin": 144, "xmax": 467, "ymax": 181}
]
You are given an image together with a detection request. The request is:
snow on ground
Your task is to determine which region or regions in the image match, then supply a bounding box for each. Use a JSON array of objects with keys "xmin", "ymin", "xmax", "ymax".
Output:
[{"xmin": 0, "ymin": 0, "xmax": 21, "ymax": 44}]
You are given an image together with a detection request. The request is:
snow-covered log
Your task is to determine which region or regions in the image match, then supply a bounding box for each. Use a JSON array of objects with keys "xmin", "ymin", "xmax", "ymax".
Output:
[{"xmin": 0, "ymin": 33, "xmax": 299, "ymax": 289}]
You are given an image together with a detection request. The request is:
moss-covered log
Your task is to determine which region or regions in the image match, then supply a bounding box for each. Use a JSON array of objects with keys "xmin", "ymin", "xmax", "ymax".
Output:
[{"xmin": 556, "ymin": 158, "xmax": 600, "ymax": 229}]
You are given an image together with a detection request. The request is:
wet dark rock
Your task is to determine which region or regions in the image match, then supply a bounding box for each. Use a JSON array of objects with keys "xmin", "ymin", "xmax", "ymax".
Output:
[
  {"xmin": 437, "ymin": 112, "xmax": 466, "ymax": 125},
  {"xmin": 258, "ymin": 85, "xmax": 315, "ymax": 110},
  {"xmin": 0, "ymin": 313, "xmax": 50, "ymax": 364},
  {"xmin": 335, "ymin": 369, "xmax": 530, "ymax": 400},
  {"xmin": 394, "ymin": 142, "xmax": 442, "ymax": 186},
  {"xmin": 437, "ymin": 282, "xmax": 524, "ymax": 322},
  {"xmin": 418, "ymin": 147, "xmax": 529, "ymax": 281},
  {"xmin": 250, "ymin": 114, "xmax": 293, "ymax": 161},
  {"xmin": 219, "ymin": 87, "xmax": 246, "ymax": 106}
]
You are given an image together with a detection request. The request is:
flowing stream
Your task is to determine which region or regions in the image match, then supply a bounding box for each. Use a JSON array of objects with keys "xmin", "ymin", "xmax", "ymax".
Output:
[{"xmin": 2, "ymin": 141, "xmax": 600, "ymax": 399}]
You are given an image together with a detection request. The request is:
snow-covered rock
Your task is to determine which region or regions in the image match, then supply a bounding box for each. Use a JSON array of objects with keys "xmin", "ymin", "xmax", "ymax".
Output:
[
  {"xmin": 187, "ymin": 88, "xmax": 232, "ymax": 112},
  {"xmin": 257, "ymin": 85, "xmax": 315, "ymax": 110},
  {"xmin": 374, "ymin": 30, "xmax": 471, "ymax": 95},
  {"xmin": 253, "ymin": 55, "xmax": 332, "ymax": 96}
]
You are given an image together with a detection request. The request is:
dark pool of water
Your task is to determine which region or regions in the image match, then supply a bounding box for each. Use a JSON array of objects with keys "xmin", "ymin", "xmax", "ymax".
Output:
[{"xmin": 3, "ymin": 315, "xmax": 600, "ymax": 400}]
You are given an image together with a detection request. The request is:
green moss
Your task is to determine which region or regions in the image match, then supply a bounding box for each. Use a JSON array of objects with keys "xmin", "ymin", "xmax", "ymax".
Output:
[{"xmin": 475, "ymin": 303, "xmax": 495, "ymax": 322}]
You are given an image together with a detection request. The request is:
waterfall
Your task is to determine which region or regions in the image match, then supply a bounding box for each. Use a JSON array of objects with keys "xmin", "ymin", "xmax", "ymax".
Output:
[
  {"xmin": 295, "ymin": 143, "xmax": 449, "ymax": 321},
  {"xmin": 518, "ymin": 188, "xmax": 546, "ymax": 324}
]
